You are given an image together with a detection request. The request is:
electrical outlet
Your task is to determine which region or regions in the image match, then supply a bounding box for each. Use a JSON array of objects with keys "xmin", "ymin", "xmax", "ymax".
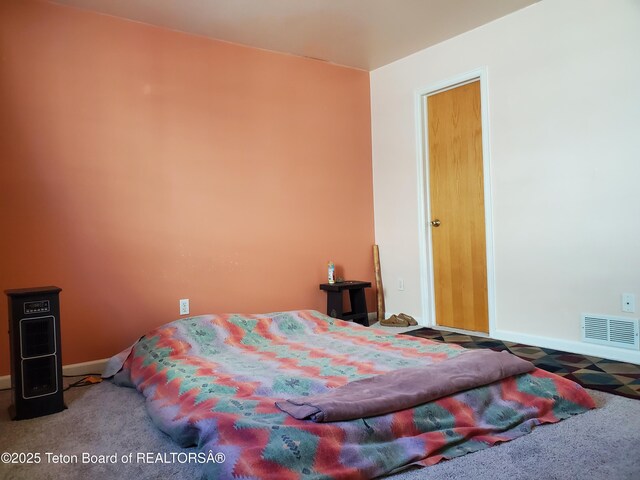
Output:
[
  {"xmin": 179, "ymin": 299, "xmax": 189, "ymax": 315},
  {"xmin": 622, "ymin": 293, "xmax": 636, "ymax": 313},
  {"xmin": 398, "ymin": 278, "xmax": 405, "ymax": 291}
]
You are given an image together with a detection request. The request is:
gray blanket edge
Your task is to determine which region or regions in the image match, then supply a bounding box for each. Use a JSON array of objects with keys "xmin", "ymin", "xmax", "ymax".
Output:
[{"xmin": 275, "ymin": 349, "xmax": 534, "ymax": 422}]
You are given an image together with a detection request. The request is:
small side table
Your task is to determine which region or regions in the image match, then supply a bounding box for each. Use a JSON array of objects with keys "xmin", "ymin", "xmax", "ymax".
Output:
[{"xmin": 319, "ymin": 281, "xmax": 371, "ymax": 326}]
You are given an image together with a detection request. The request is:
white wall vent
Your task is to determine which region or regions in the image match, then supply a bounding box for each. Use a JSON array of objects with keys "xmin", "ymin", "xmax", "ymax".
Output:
[{"xmin": 581, "ymin": 314, "xmax": 639, "ymax": 350}]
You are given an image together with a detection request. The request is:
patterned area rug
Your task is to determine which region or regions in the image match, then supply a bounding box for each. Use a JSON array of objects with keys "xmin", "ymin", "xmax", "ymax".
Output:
[{"xmin": 403, "ymin": 328, "xmax": 640, "ymax": 400}]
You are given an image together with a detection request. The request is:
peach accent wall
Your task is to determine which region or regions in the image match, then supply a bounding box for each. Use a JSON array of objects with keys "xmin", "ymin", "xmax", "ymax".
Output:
[{"xmin": 0, "ymin": 0, "xmax": 374, "ymax": 375}]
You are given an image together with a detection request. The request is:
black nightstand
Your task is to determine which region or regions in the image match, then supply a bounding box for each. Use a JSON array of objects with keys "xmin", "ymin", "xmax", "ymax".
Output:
[{"xmin": 319, "ymin": 281, "xmax": 371, "ymax": 326}]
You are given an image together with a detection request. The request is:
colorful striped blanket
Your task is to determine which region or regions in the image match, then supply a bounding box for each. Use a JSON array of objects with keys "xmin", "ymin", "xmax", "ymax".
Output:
[{"xmin": 107, "ymin": 310, "xmax": 595, "ymax": 479}]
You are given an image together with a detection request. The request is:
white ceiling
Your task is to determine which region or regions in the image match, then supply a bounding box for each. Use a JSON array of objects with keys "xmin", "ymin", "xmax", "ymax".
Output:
[{"xmin": 50, "ymin": 0, "xmax": 538, "ymax": 71}]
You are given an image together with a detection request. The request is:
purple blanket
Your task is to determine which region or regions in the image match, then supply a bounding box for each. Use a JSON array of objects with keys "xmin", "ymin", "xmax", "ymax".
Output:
[{"xmin": 275, "ymin": 349, "xmax": 534, "ymax": 422}]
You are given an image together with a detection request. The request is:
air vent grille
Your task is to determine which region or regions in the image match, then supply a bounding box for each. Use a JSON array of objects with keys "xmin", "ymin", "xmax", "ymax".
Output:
[{"xmin": 582, "ymin": 314, "xmax": 639, "ymax": 350}]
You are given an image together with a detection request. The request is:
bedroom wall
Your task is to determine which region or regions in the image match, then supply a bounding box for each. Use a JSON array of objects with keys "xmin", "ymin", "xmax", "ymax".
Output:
[
  {"xmin": 370, "ymin": 0, "xmax": 640, "ymax": 362},
  {"xmin": 0, "ymin": 0, "xmax": 374, "ymax": 375}
]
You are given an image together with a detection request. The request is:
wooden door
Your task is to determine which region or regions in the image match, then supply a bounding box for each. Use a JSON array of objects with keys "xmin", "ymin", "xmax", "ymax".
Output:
[{"xmin": 427, "ymin": 80, "xmax": 488, "ymax": 333}]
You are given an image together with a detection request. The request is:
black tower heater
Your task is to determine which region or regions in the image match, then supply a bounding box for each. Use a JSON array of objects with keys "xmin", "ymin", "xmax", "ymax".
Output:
[{"xmin": 5, "ymin": 286, "xmax": 65, "ymax": 420}]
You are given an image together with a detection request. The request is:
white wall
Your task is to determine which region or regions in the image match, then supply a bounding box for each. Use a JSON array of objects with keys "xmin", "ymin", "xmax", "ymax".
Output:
[{"xmin": 371, "ymin": 0, "xmax": 640, "ymax": 362}]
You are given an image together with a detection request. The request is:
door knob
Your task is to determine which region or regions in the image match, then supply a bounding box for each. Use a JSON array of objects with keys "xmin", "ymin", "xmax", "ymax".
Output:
[{"xmin": 430, "ymin": 219, "xmax": 441, "ymax": 227}]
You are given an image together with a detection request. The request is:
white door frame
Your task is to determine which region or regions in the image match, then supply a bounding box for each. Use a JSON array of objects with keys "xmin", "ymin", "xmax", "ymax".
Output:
[{"xmin": 414, "ymin": 67, "xmax": 496, "ymax": 336}]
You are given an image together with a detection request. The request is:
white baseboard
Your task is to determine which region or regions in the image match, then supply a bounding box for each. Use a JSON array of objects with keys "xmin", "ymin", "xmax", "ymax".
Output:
[
  {"xmin": 493, "ymin": 329, "xmax": 640, "ymax": 365},
  {"xmin": 387, "ymin": 317, "xmax": 639, "ymax": 364},
  {"xmin": 0, "ymin": 358, "xmax": 109, "ymax": 390}
]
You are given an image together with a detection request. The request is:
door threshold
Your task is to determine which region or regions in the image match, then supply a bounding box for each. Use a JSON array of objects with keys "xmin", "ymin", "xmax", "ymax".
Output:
[{"xmin": 434, "ymin": 325, "xmax": 491, "ymax": 339}]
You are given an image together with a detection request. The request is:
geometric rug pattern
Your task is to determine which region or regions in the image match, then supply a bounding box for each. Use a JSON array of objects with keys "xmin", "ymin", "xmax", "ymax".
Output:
[{"xmin": 403, "ymin": 328, "xmax": 640, "ymax": 400}]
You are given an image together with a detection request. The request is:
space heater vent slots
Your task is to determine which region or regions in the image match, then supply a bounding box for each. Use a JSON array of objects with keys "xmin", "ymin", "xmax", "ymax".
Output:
[
  {"xmin": 581, "ymin": 314, "xmax": 639, "ymax": 350},
  {"xmin": 5, "ymin": 286, "xmax": 65, "ymax": 420}
]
